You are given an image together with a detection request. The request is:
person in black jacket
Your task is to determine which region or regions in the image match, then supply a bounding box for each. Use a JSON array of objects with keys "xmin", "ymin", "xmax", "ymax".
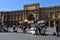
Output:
[{"xmin": 56, "ymin": 23, "xmax": 59, "ymax": 37}]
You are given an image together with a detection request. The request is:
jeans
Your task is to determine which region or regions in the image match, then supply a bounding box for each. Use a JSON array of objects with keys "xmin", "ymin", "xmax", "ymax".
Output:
[{"xmin": 56, "ymin": 31, "xmax": 59, "ymax": 37}]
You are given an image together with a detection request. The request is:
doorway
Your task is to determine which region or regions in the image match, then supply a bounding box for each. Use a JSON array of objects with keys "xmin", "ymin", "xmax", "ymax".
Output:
[{"xmin": 27, "ymin": 14, "xmax": 35, "ymax": 20}]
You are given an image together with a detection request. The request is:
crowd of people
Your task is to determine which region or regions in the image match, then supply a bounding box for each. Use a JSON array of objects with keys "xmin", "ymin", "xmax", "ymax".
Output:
[{"xmin": 0, "ymin": 23, "xmax": 60, "ymax": 37}]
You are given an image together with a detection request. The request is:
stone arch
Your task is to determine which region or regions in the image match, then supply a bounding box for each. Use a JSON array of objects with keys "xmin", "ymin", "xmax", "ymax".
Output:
[{"xmin": 27, "ymin": 13, "xmax": 35, "ymax": 20}]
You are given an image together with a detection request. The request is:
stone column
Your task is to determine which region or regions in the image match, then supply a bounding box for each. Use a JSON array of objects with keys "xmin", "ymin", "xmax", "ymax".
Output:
[
  {"xmin": 34, "ymin": 14, "xmax": 36, "ymax": 20},
  {"xmin": 16, "ymin": 16, "xmax": 17, "ymax": 21},
  {"xmin": 23, "ymin": 13, "xmax": 24, "ymax": 20},
  {"xmin": 19, "ymin": 15, "xmax": 21, "ymax": 21},
  {"xmin": 9, "ymin": 15, "xmax": 11, "ymax": 26},
  {"xmin": 2, "ymin": 15, "xmax": 4, "ymax": 25},
  {"xmin": 49, "ymin": 21, "xmax": 50, "ymax": 27},
  {"xmin": 25, "ymin": 13, "xmax": 26, "ymax": 19},
  {"xmin": 37, "ymin": 13, "xmax": 39, "ymax": 20},
  {"xmin": 54, "ymin": 21, "xmax": 55, "ymax": 27}
]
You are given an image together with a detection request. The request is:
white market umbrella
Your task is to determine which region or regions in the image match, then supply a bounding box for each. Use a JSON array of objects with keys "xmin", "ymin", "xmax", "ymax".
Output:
[
  {"xmin": 38, "ymin": 20, "xmax": 46, "ymax": 24},
  {"xmin": 24, "ymin": 19, "xmax": 28, "ymax": 22}
]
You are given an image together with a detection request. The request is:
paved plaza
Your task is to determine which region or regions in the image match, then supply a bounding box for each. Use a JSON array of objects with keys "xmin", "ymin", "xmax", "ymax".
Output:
[
  {"xmin": 0, "ymin": 27, "xmax": 60, "ymax": 40},
  {"xmin": 0, "ymin": 33, "xmax": 60, "ymax": 40}
]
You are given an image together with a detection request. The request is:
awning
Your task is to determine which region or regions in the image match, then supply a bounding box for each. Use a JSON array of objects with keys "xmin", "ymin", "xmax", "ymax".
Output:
[{"xmin": 38, "ymin": 20, "xmax": 46, "ymax": 24}]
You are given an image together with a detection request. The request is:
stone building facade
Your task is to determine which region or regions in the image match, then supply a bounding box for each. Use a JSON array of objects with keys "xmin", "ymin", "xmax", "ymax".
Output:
[{"xmin": 0, "ymin": 3, "xmax": 60, "ymax": 27}]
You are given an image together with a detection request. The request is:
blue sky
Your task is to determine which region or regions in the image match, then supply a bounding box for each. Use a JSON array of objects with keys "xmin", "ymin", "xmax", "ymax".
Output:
[{"xmin": 0, "ymin": 0, "xmax": 60, "ymax": 11}]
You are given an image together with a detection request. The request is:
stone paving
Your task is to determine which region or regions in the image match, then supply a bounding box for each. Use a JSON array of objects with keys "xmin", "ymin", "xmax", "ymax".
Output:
[
  {"xmin": 7, "ymin": 26, "xmax": 60, "ymax": 35},
  {"xmin": 0, "ymin": 27, "xmax": 60, "ymax": 40},
  {"xmin": 0, "ymin": 33, "xmax": 60, "ymax": 40}
]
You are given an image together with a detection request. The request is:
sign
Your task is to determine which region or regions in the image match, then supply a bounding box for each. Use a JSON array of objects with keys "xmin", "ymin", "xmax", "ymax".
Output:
[{"xmin": 27, "ymin": 6, "xmax": 36, "ymax": 10}]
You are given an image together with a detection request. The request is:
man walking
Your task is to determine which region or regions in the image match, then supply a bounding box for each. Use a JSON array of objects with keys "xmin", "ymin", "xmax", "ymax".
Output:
[{"xmin": 56, "ymin": 23, "xmax": 59, "ymax": 37}]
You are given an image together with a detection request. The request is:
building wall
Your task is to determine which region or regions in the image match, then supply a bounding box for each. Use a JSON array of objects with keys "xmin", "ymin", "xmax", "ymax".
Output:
[{"xmin": 0, "ymin": 3, "xmax": 60, "ymax": 27}]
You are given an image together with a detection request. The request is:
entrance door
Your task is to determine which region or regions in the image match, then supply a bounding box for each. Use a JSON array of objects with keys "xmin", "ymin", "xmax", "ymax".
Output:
[{"xmin": 27, "ymin": 14, "xmax": 35, "ymax": 20}]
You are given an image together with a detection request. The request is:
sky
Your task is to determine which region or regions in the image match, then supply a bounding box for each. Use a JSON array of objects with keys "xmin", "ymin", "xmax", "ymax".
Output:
[{"xmin": 0, "ymin": 0, "xmax": 60, "ymax": 11}]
